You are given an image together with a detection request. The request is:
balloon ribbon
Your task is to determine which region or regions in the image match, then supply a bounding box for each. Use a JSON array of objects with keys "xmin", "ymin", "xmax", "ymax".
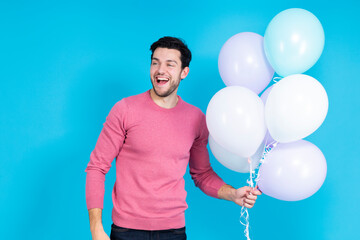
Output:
[
  {"xmin": 239, "ymin": 157, "xmax": 255, "ymax": 240},
  {"xmin": 239, "ymin": 141, "xmax": 278, "ymax": 240}
]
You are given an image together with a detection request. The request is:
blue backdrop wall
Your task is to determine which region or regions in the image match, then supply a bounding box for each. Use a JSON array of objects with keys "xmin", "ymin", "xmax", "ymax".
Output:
[{"xmin": 1, "ymin": 0, "xmax": 359, "ymax": 239}]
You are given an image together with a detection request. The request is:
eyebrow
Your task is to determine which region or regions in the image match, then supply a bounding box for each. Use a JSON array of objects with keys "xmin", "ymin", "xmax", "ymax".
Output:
[{"xmin": 151, "ymin": 57, "xmax": 178, "ymax": 65}]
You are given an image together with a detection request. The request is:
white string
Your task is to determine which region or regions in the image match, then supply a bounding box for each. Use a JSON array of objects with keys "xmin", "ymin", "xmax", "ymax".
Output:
[
  {"xmin": 255, "ymin": 141, "xmax": 278, "ymax": 186},
  {"xmin": 239, "ymin": 158, "xmax": 255, "ymax": 240},
  {"xmin": 240, "ymin": 207, "xmax": 250, "ymax": 239},
  {"xmin": 272, "ymin": 76, "xmax": 282, "ymax": 83},
  {"xmin": 239, "ymin": 140, "xmax": 279, "ymax": 240}
]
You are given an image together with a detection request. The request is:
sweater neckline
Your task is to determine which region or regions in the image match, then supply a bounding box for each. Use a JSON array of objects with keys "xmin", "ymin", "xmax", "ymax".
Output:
[{"xmin": 145, "ymin": 90, "xmax": 183, "ymax": 112}]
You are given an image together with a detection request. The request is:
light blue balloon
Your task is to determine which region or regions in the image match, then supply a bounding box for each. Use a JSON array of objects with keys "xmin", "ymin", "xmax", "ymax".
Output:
[{"xmin": 264, "ymin": 8, "xmax": 325, "ymax": 77}]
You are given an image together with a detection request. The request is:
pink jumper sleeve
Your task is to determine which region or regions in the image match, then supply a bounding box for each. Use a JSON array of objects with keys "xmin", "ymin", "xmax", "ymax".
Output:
[
  {"xmin": 85, "ymin": 100, "xmax": 128, "ymax": 209},
  {"xmin": 189, "ymin": 114, "xmax": 226, "ymax": 198}
]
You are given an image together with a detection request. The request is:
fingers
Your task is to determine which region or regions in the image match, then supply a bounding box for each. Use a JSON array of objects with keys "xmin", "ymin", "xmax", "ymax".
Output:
[
  {"xmin": 243, "ymin": 202, "xmax": 254, "ymax": 208},
  {"xmin": 244, "ymin": 197, "xmax": 255, "ymax": 204},
  {"xmin": 237, "ymin": 199, "xmax": 256, "ymax": 208},
  {"xmin": 242, "ymin": 198, "xmax": 255, "ymax": 208},
  {"xmin": 243, "ymin": 192, "xmax": 258, "ymax": 208},
  {"xmin": 252, "ymin": 186, "xmax": 262, "ymax": 196},
  {"xmin": 243, "ymin": 200, "xmax": 255, "ymax": 208},
  {"xmin": 243, "ymin": 186, "xmax": 252, "ymax": 191},
  {"xmin": 241, "ymin": 186, "xmax": 262, "ymax": 196},
  {"xmin": 246, "ymin": 193, "xmax": 257, "ymax": 201},
  {"xmin": 251, "ymin": 189, "xmax": 262, "ymax": 196}
]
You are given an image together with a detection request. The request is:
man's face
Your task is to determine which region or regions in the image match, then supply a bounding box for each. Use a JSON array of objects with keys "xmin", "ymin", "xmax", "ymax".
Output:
[{"xmin": 150, "ymin": 47, "xmax": 189, "ymax": 98}]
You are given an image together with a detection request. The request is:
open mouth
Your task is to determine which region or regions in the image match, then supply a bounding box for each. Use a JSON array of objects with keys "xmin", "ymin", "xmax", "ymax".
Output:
[{"xmin": 156, "ymin": 77, "xmax": 169, "ymax": 85}]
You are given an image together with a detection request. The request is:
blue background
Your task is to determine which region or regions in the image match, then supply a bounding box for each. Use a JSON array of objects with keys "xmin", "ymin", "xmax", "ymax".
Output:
[{"xmin": 1, "ymin": 0, "xmax": 359, "ymax": 239}]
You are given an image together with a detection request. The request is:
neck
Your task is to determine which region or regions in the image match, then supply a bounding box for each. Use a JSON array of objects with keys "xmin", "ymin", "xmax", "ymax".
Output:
[{"xmin": 150, "ymin": 89, "xmax": 179, "ymax": 109}]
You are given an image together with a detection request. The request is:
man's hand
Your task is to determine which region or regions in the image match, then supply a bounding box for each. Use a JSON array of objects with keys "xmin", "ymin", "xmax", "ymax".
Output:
[
  {"xmin": 91, "ymin": 228, "xmax": 110, "ymax": 240},
  {"xmin": 233, "ymin": 186, "xmax": 262, "ymax": 208},
  {"xmin": 218, "ymin": 184, "xmax": 262, "ymax": 208}
]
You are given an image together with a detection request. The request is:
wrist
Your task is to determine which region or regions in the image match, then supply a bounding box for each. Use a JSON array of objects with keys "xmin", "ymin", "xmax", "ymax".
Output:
[
  {"xmin": 89, "ymin": 208, "xmax": 103, "ymax": 233},
  {"xmin": 218, "ymin": 184, "xmax": 237, "ymax": 201},
  {"xmin": 90, "ymin": 222, "xmax": 104, "ymax": 234},
  {"xmin": 228, "ymin": 186, "xmax": 237, "ymax": 202}
]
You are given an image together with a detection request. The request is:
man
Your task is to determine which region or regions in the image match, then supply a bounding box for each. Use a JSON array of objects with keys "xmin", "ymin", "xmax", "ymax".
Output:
[{"xmin": 85, "ymin": 36, "xmax": 261, "ymax": 240}]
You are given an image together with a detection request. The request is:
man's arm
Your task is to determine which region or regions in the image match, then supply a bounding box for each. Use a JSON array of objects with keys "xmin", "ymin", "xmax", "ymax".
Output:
[
  {"xmin": 218, "ymin": 184, "xmax": 262, "ymax": 208},
  {"xmin": 85, "ymin": 100, "xmax": 128, "ymax": 239},
  {"xmin": 189, "ymin": 113, "xmax": 262, "ymax": 208},
  {"xmin": 88, "ymin": 208, "xmax": 110, "ymax": 240}
]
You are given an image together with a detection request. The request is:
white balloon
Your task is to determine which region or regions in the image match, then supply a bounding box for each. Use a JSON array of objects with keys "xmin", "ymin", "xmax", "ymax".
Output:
[
  {"xmin": 209, "ymin": 135, "xmax": 265, "ymax": 173},
  {"xmin": 265, "ymin": 74, "xmax": 328, "ymax": 143},
  {"xmin": 206, "ymin": 86, "xmax": 266, "ymax": 157}
]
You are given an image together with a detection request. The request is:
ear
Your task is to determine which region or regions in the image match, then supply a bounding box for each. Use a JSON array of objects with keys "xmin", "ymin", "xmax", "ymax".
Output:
[{"xmin": 180, "ymin": 66, "xmax": 190, "ymax": 79}]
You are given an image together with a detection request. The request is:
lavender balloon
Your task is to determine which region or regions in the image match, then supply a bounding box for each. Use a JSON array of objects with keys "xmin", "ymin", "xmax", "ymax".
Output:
[
  {"xmin": 258, "ymin": 140, "xmax": 327, "ymax": 201},
  {"xmin": 218, "ymin": 32, "xmax": 274, "ymax": 94}
]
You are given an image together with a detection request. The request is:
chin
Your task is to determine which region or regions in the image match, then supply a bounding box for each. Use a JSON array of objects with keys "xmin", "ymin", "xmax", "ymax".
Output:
[{"xmin": 154, "ymin": 91, "xmax": 170, "ymax": 98}]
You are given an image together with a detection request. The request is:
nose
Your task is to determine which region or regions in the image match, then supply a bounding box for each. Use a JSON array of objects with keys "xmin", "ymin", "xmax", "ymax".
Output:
[{"xmin": 157, "ymin": 63, "xmax": 166, "ymax": 74}]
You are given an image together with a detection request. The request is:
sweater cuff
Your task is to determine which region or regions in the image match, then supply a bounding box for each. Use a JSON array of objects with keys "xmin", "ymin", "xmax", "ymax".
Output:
[
  {"xmin": 86, "ymin": 195, "xmax": 104, "ymax": 210},
  {"xmin": 208, "ymin": 180, "xmax": 227, "ymax": 199},
  {"xmin": 85, "ymin": 169, "xmax": 106, "ymax": 210}
]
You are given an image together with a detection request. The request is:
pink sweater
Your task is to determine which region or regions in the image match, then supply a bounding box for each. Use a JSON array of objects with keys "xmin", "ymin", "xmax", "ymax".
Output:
[{"xmin": 85, "ymin": 90, "xmax": 225, "ymax": 230}]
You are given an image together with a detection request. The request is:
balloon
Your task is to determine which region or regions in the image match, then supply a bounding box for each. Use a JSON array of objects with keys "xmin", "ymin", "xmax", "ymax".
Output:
[
  {"xmin": 218, "ymin": 32, "xmax": 274, "ymax": 94},
  {"xmin": 257, "ymin": 140, "xmax": 327, "ymax": 201},
  {"xmin": 206, "ymin": 86, "xmax": 266, "ymax": 157},
  {"xmin": 260, "ymin": 86, "xmax": 276, "ymax": 145},
  {"xmin": 264, "ymin": 8, "xmax": 325, "ymax": 77},
  {"xmin": 265, "ymin": 74, "xmax": 328, "ymax": 143},
  {"xmin": 209, "ymin": 135, "xmax": 265, "ymax": 173}
]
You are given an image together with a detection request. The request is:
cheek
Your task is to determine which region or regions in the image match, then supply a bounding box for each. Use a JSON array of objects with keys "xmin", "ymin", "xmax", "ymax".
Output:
[
  {"xmin": 150, "ymin": 68, "xmax": 156, "ymax": 76},
  {"xmin": 173, "ymin": 68, "xmax": 183, "ymax": 77}
]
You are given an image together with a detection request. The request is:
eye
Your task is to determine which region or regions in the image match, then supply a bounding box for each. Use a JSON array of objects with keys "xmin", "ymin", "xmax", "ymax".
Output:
[
  {"xmin": 152, "ymin": 62, "xmax": 158, "ymax": 65},
  {"xmin": 167, "ymin": 64, "xmax": 174, "ymax": 67}
]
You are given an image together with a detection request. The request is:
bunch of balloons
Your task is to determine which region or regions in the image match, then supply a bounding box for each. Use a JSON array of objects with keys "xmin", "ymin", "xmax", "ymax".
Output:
[{"xmin": 207, "ymin": 8, "xmax": 328, "ymax": 201}]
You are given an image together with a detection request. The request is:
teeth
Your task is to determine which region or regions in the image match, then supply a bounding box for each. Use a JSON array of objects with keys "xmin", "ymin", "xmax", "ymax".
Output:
[{"xmin": 157, "ymin": 77, "xmax": 169, "ymax": 81}]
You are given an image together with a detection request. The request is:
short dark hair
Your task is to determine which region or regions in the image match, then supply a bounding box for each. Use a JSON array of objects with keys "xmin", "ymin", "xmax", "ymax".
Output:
[{"xmin": 150, "ymin": 36, "xmax": 192, "ymax": 69}]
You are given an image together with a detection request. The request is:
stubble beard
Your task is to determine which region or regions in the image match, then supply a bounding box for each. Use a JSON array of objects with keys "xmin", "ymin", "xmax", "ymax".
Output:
[{"xmin": 151, "ymin": 77, "xmax": 181, "ymax": 98}]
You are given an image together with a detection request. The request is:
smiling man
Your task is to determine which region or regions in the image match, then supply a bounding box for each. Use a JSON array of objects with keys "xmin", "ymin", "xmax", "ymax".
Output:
[{"xmin": 85, "ymin": 36, "xmax": 261, "ymax": 240}]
